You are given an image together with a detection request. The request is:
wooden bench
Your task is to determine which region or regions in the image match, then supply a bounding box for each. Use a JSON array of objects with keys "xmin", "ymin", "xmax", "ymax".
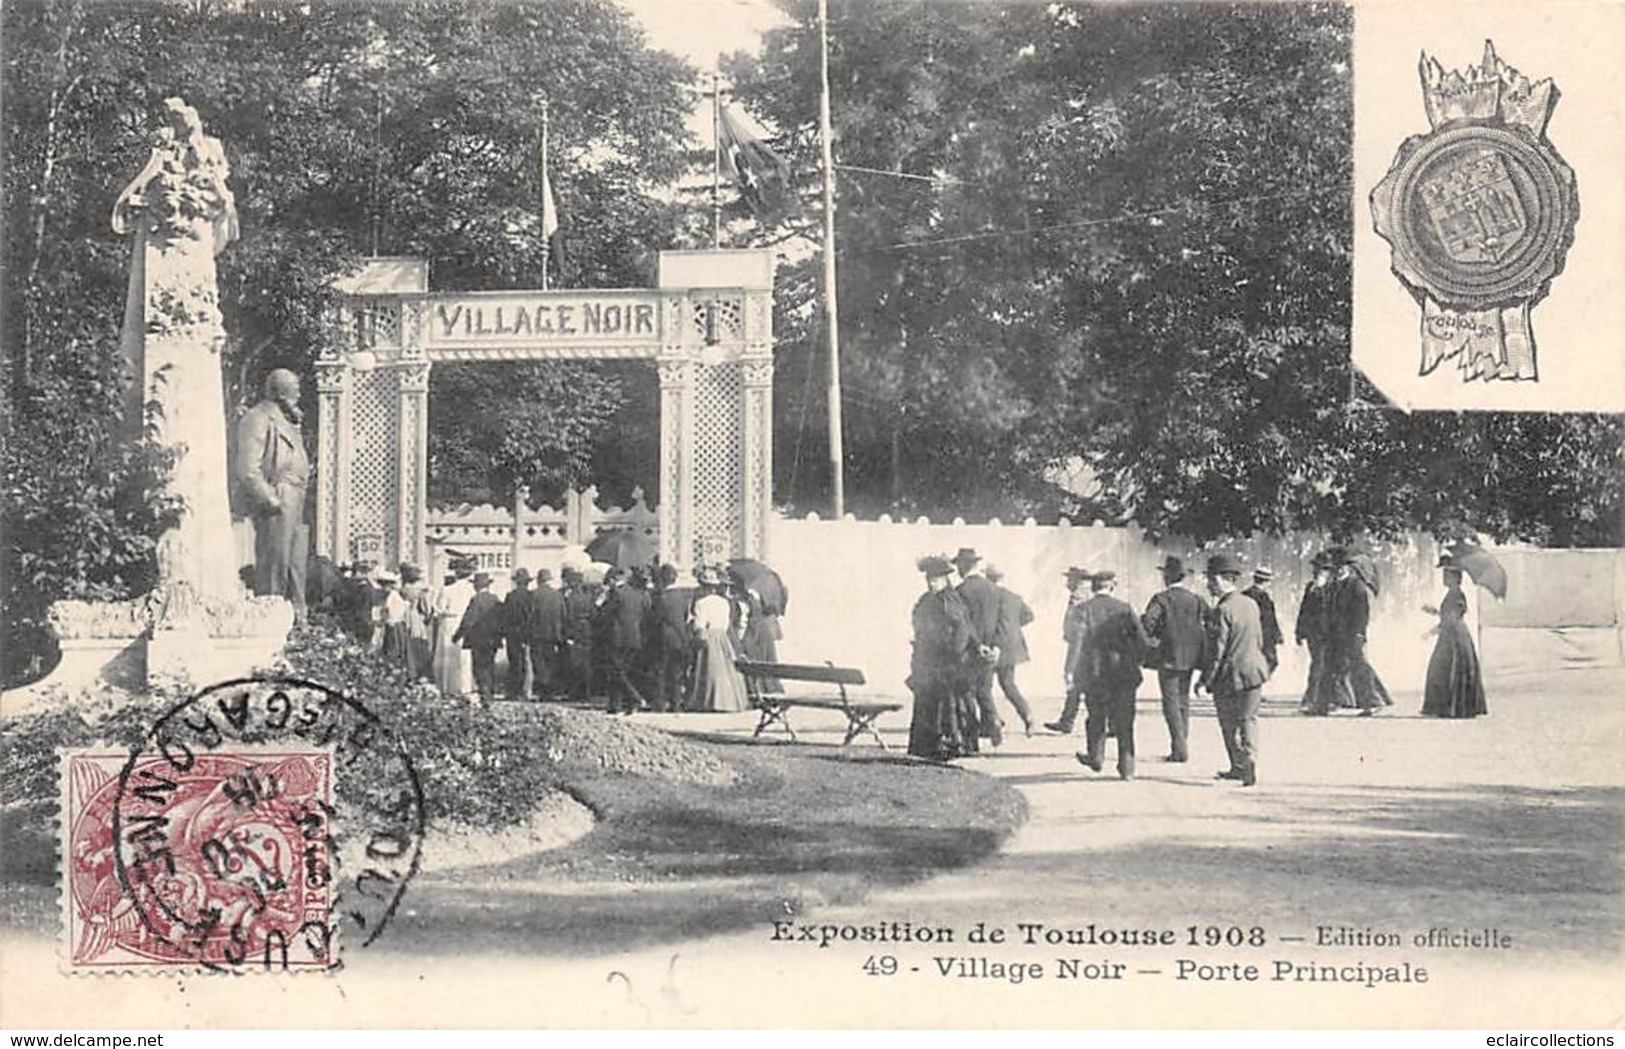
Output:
[{"xmin": 735, "ymin": 659, "xmax": 903, "ymax": 748}]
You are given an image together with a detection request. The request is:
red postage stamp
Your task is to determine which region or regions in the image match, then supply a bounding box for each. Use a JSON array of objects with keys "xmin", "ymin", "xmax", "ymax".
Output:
[{"xmin": 61, "ymin": 745, "xmax": 337, "ymax": 973}]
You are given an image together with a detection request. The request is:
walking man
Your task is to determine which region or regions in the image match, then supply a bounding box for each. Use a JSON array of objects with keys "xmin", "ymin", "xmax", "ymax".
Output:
[
  {"xmin": 1046, "ymin": 567, "xmax": 1093, "ymax": 734},
  {"xmin": 453, "ymin": 572, "xmax": 504, "ymax": 704},
  {"xmin": 1140, "ymin": 555, "xmax": 1208, "ymax": 763},
  {"xmin": 1073, "ymin": 571, "xmax": 1147, "ymax": 781},
  {"xmin": 1198, "ymin": 553, "xmax": 1270, "ymax": 787},
  {"xmin": 651, "ymin": 564, "xmax": 695, "ymax": 711},
  {"xmin": 1324, "ymin": 548, "xmax": 1393, "ymax": 715},
  {"xmin": 502, "ymin": 568, "xmax": 535, "ymax": 701},
  {"xmin": 1295, "ymin": 552, "xmax": 1335, "ymax": 714},
  {"xmin": 1244, "ymin": 566, "xmax": 1283, "ymax": 674},
  {"xmin": 560, "ymin": 567, "xmax": 597, "ymax": 703},
  {"xmin": 528, "ymin": 568, "xmax": 564, "ymax": 700},
  {"xmin": 952, "ymin": 548, "xmax": 1006, "ymax": 747},
  {"xmin": 984, "ymin": 565, "xmax": 1036, "ymax": 736}
]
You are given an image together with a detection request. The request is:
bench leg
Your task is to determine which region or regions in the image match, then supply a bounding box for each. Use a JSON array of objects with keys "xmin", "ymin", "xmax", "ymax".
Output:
[
  {"xmin": 754, "ymin": 702, "xmax": 797, "ymax": 742},
  {"xmin": 842, "ymin": 711, "xmax": 887, "ymax": 750}
]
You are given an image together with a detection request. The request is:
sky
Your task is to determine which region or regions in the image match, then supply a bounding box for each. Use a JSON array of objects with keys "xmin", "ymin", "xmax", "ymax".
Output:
[{"xmin": 616, "ymin": 0, "xmax": 790, "ymax": 69}]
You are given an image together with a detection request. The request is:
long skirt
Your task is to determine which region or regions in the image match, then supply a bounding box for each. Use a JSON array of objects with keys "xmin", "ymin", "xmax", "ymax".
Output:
[
  {"xmin": 689, "ymin": 627, "xmax": 749, "ymax": 712},
  {"xmin": 1421, "ymin": 623, "xmax": 1488, "ymax": 718},
  {"xmin": 907, "ymin": 672, "xmax": 981, "ymax": 761},
  {"xmin": 432, "ymin": 618, "xmax": 473, "ymax": 697}
]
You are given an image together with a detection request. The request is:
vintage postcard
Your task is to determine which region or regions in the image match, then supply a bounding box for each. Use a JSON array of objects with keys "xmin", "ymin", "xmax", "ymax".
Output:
[{"xmin": 1, "ymin": 0, "xmax": 1620, "ymax": 1032}]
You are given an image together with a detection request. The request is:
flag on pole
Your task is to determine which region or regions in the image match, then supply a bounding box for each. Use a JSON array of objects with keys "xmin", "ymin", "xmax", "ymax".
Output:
[
  {"xmin": 541, "ymin": 165, "xmax": 564, "ymax": 275},
  {"xmin": 719, "ymin": 104, "xmax": 792, "ymax": 221}
]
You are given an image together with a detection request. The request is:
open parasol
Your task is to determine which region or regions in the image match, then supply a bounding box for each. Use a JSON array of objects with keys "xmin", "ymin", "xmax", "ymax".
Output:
[
  {"xmin": 584, "ymin": 529, "xmax": 657, "ymax": 570},
  {"xmin": 1443, "ymin": 541, "xmax": 1508, "ymax": 599},
  {"xmin": 728, "ymin": 557, "xmax": 788, "ymax": 616}
]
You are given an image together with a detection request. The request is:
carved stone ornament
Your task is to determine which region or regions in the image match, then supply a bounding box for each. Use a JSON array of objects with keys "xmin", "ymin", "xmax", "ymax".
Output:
[{"xmin": 1371, "ymin": 42, "xmax": 1578, "ymax": 382}]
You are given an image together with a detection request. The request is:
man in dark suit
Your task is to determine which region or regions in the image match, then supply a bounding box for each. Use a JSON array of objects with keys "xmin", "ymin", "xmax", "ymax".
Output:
[
  {"xmin": 983, "ymin": 565, "xmax": 1035, "ymax": 735},
  {"xmin": 650, "ymin": 564, "xmax": 695, "ymax": 712},
  {"xmin": 1198, "ymin": 553, "xmax": 1271, "ymax": 786},
  {"xmin": 527, "ymin": 568, "xmax": 565, "ymax": 700},
  {"xmin": 234, "ymin": 368, "xmax": 311, "ymax": 615},
  {"xmin": 501, "ymin": 568, "xmax": 535, "ymax": 701},
  {"xmin": 1324, "ymin": 548, "xmax": 1393, "ymax": 715},
  {"xmin": 1295, "ymin": 552, "xmax": 1335, "ymax": 714},
  {"xmin": 1046, "ymin": 567, "xmax": 1093, "ymax": 734},
  {"xmin": 952, "ymin": 548, "xmax": 1006, "ymax": 747},
  {"xmin": 560, "ymin": 567, "xmax": 597, "ymax": 703},
  {"xmin": 1244, "ymin": 566, "xmax": 1283, "ymax": 674},
  {"xmin": 453, "ymin": 572, "xmax": 504, "ymax": 703},
  {"xmin": 1140, "ymin": 555, "xmax": 1208, "ymax": 763},
  {"xmin": 1073, "ymin": 571, "xmax": 1147, "ymax": 780},
  {"xmin": 601, "ymin": 567, "xmax": 652, "ymax": 714}
]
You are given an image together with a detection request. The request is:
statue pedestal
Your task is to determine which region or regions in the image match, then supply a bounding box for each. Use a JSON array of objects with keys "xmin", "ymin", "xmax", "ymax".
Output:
[{"xmin": 0, "ymin": 595, "xmax": 295, "ymax": 718}]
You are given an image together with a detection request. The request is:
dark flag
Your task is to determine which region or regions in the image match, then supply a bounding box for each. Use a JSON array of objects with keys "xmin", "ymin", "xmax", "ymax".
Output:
[{"xmin": 719, "ymin": 105, "xmax": 792, "ymax": 221}]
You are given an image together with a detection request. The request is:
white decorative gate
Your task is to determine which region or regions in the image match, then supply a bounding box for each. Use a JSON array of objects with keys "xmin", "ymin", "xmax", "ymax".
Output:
[{"xmin": 314, "ymin": 250, "xmax": 774, "ymax": 572}]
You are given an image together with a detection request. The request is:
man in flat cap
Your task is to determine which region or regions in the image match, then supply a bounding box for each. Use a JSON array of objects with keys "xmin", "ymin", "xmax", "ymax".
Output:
[
  {"xmin": 952, "ymin": 547, "xmax": 1006, "ymax": 747},
  {"xmin": 1199, "ymin": 553, "xmax": 1270, "ymax": 786},
  {"xmin": 1243, "ymin": 566, "xmax": 1283, "ymax": 675},
  {"xmin": 1140, "ymin": 555, "xmax": 1208, "ymax": 762},
  {"xmin": 1046, "ymin": 566, "xmax": 1093, "ymax": 734},
  {"xmin": 1073, "ymin": 571, "xmax": 1148, "ymax": 781},
  {"xmin": 235, "ymin": 368, "xmax": 311, "ymax": 614}
]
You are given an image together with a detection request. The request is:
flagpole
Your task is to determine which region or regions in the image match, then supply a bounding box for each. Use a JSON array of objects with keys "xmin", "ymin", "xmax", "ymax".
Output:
[
  {"xmin": 818, "ymin": 0, "xmax": 845, "ymax": 518},
  {"xmin": 540, "ymin": 99, "xmax": 551, "ymax": 292},
  {"xmin": 711, "ymin": 67, "xmax": 723, "ymax": 249}
]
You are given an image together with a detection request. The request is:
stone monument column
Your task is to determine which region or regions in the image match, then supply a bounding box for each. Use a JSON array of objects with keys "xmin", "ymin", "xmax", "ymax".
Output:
[{"xmin": 110, "ymin": 98, "xmax": 244, "ymax": 621}]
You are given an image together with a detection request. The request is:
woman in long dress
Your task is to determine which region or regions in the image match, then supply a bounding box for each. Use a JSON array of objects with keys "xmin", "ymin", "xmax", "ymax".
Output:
[
  {"xmin": 1421, "ymin": 558, "xmax": 1488, "ymax": 718},
  {"xmin": 687, "ymin": 566, "xmax": 749, "ymax": 713},
  {"xmin": 906, "ymin": 555, "xmax": 981, "ymax": 761},
  {"xmin": 399, "ymin": 564, "xmax": 434, "ymax": 679},
  {"xmin": 431, "ymin": 563, "xmax": 476, "ymax": 698}
]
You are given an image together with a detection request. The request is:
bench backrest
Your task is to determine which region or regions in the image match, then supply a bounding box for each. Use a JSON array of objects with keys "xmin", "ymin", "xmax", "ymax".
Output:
[{"xmin": 735, "ymin": 659, "xmax": 866, "ymax": 687}]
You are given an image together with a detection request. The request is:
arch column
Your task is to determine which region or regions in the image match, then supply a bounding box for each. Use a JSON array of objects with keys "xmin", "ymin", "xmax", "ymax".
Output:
[
  {"xmin": 741, "ymin": 356, "xmax": 773, "ymax": 559},
  {"xmin": 314, "ymin": 357, "xmax": 351, "ymax": 563},
  {"xmin": 656, "ymin": 358, "xmax": 695, "ymax": 568}
]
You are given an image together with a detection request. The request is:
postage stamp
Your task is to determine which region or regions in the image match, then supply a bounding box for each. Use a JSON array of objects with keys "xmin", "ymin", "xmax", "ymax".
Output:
[
  {"xmin": 62, "ymin": 744, "xmax": 336, "ymax": 972},
  {"xmin": 58, "ymin": 677, "xmax": 425, "ymax": 974}
]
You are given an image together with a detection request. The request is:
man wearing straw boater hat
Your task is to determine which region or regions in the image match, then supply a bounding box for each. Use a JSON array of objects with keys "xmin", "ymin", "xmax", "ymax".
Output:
[
  {"xmin": 1140, "ymin": 555, "xmax": 1208, "ymax": 763},
  {"xmin": 1243, "ymin": 565, "xmax": 1283, "ymax": 675},
  {"xmin": 1198, "ymin": 553, "xmax": 1269, "ymax": 786},
  {"xmin": 951, "ymin": 547, "xmax": 1005, "ymax": 747}
]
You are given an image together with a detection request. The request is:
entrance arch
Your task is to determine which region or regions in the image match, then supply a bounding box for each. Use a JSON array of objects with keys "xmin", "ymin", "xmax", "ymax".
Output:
[{"xmin": 314, "ymin": 249, "xmax": 774, "ymax": 572}]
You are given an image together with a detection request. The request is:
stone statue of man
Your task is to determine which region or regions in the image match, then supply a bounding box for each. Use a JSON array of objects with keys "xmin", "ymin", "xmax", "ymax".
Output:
[{"xmin": 236, "ymin": 368, "xmax": 311, "ymax": 613}]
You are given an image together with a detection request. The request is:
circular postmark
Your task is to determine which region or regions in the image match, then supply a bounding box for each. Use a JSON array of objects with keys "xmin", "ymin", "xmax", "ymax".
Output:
[
  {"xmin": 91, "ymin": 676, "xmax": 425, "ymax": 972},
  {"xmin": 1374, "ymin": 119, "xmax": 1578, "ymax": 312}
]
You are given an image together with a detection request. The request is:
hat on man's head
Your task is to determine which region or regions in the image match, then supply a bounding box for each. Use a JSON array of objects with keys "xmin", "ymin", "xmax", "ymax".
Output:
[
  {"xmin": 534, "ymin": 567, "xmax": 553, "ymax": 582},
  {"xmin": 374, "ymin": 571, "xmax": 398, "ymax": 585},
  {"xmin": 1437, "ymin": 554, "xmax": 1462, "ymax": 569},
  {"xmin": 917, "ymin": 555, "xmax": 955, "ymax": 579},
  {"xmin": 1253, "ymin": 565, "xmax": 1274, "ymax": 582},
  {"xmin": 472, "ymin": 571, "xmax": 492, "ymax": 588},
  {"xmin": 984, "ymin": 564, "xmax": 1004, "ymax": 583},
  {"xmin": 1064, "ymin": 566, "xmax": 1091, "ymax": 585},
  {"xmin": 1334, "ymin": 547, "xmax": 1361, "ymax": 565},
  {"xmin": 1206, "ymin": 552, "xmax": 1245, "ymax": 577},
  {"xmin": 1310, "ymin": 550, "xmax": 1335, "ymax": 569},
  {"xmin": 695, "ymin": 564, "xmax": 724, "ymax": 585},
  {"xmin": 400, "ymin": 564, "xmax": 422, "ymax": 584},
  {"xmin": 950, "ymin": 547, "xmax": 982, "ymax": 567},
  {"xmin": 1157, "ymin": 555, "xmax": 1186, "ymax": 577},
  {"xmin": 1091, "ymin": 569, "xmax": 1117, "ymax": 587},
  {"xmin": 512, "ymin": 567, "xmax": 531, "ymax": 584}
]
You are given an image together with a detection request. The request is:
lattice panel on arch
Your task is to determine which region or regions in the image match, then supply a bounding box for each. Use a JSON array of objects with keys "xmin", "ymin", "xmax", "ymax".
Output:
[
  {"xmin": 689, "ymin": 361, "xmax": 744, "ymax": 564},
  {"xmin": 352, "ymin": 300, "xmax": 402, "ymax": 350},
  {"xmin": 348, "ymin": 370, "xmax": 400, "ymax": 563},
  {"xmin": 690, "ymin": 297, "xmax": 743, "ymax": 343}
]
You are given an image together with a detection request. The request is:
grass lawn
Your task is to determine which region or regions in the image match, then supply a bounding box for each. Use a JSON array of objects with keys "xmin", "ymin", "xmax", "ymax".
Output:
[{"xmin": 379, "ymin": 734, "xmax": 1028, "ymax": 959}]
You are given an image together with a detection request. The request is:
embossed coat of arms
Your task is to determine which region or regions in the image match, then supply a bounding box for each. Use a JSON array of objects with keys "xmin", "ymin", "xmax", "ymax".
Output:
[{"xmin": 1371, "ymin": 42, "xmax": 1579, "ymax": 382}]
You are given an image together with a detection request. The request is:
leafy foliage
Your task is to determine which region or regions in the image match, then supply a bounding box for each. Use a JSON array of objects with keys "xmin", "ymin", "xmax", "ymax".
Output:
[
  {"xmin": 729, "ymin": 0, "xmax": 1624, "ymax": 543},
  {"xmin": 2, "ymin": 0, "xmax": 696, "ymax": 681}
]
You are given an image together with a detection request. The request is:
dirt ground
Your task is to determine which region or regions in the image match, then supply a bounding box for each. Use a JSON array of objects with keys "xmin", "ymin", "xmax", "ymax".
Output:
[{"xmin": 2, "ymin": 666, "xmax": 1620, "ymax": 1028}]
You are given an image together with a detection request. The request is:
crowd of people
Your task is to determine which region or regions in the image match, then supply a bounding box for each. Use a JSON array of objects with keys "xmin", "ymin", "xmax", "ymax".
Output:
[
  {"xmin": 316, "ymin": 556, "xmax": 782, "ymax": 712},
  {"xmin": 905, "ymin": 546, "xmax": 1489, "ymax": 783}
]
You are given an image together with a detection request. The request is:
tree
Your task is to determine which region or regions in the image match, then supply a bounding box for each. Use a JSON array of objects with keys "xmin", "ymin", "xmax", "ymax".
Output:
[
  {"xmin": 2, "ymin": 0, "xmax": 697, "ymax": 682},
  {"xmin": 727, "ymin": 0, "xmax": 1624, "ymax": 544}
]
